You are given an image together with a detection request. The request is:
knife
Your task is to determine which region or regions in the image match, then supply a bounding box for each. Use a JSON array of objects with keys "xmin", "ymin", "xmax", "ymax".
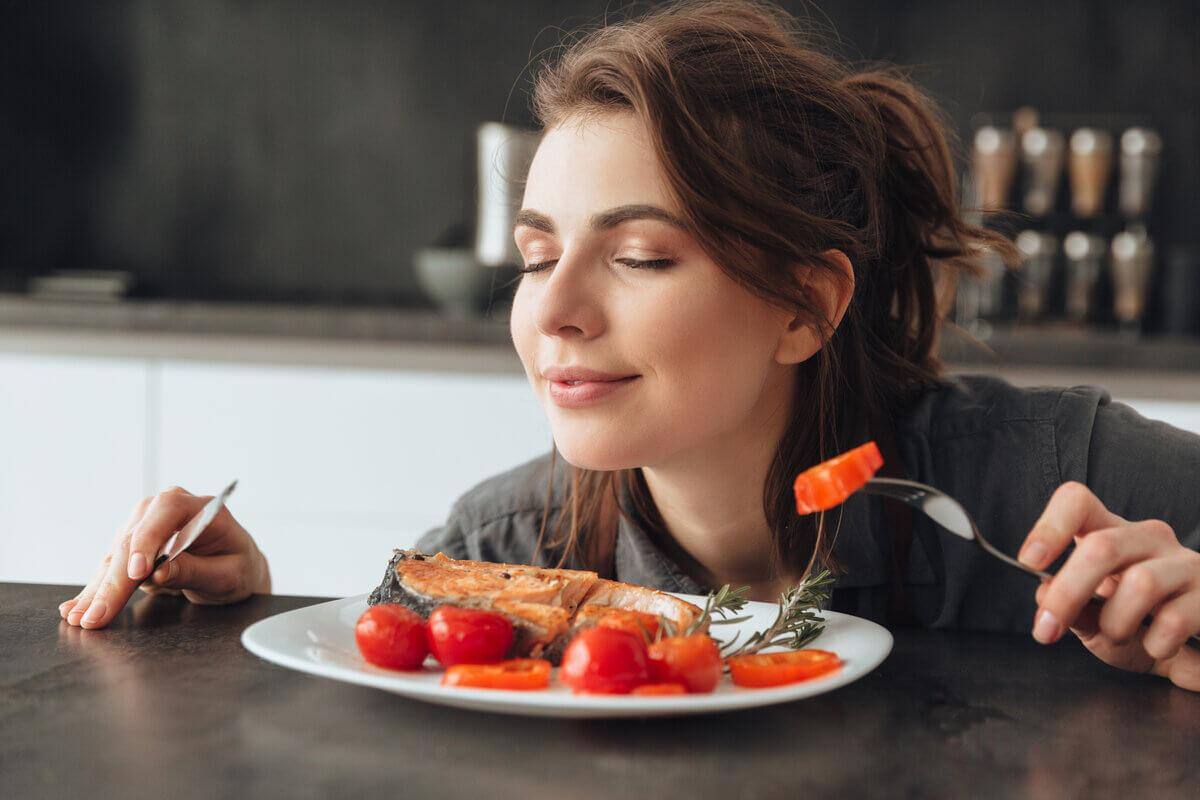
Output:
[{"xmin": 135, "ymin": 479, "xmax": 238, "ymax": 587}]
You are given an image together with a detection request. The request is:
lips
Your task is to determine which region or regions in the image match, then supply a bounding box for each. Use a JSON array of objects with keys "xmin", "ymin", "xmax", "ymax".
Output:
[
  {"xmin": 542, "ymin": 366, "xmax": 640, "ymax": 408},
  {"xmin": 542, "ymin": 366, "xmax": 638, "ymax": 383}
]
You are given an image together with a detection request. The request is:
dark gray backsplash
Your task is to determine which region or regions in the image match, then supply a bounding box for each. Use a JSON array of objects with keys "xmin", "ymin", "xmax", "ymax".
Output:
[{"xmin": 2, "ymin": 0, "xmax": 1196, "ymax": 306}]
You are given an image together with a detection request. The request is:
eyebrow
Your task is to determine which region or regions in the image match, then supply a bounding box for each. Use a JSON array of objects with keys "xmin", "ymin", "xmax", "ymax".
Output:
[{"xmin": 513, "ymin": 204, "xmax": 687, "ymax": 236}]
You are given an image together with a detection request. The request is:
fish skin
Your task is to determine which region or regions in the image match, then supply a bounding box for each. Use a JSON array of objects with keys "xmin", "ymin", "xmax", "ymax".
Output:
[{"xmin": 367, "ymin": 549, "xmax": 705, "ymax": 664}]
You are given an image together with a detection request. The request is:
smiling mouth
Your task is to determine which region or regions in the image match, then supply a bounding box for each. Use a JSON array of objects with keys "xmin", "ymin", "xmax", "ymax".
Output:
[{"xmin": 546, "ymin": 375, "xmax": 640, "ymax": 407}]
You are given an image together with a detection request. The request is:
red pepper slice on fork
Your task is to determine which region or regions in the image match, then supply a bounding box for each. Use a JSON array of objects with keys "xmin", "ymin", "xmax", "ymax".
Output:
[{"xmin": 792, "ymin": 441, "xmax": 884, "ymax": 514}]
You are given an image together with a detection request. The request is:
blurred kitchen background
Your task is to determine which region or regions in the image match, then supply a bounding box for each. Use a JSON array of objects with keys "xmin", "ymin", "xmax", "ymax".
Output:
[{"xmin": 2, "ymin": 0, "xmax": 1198, "ymax": 596}]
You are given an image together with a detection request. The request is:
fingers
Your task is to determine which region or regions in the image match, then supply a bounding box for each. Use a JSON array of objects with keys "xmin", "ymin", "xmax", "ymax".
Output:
[
  {"xmin": 1033, "ymin": 520, "xmax": 1176, "ymax": 644},
  {"xmin": 61, "ymin": 497, "xmax": 151, "ymax": 620},
  {"xmin": 150, "ymin": 552, "xmax": 250, "ymax": 604},
  {"xmin": 77, "ymin": 526, "xmax": 139, "ymax": 629},
  {"xmin": 1018, "ymin": 482, "xmax": 1126, "ymax": 571},
  {"xmin": 126, "ymin": 487, "xmax": 208, "ymax": 581},
  {"xmin": 76, "ymin": 487, "xmax": 215, "ymax": 629},
  {"xmin": 1142, "ymin": 591, "xmax": 1200, "ymax": 662},
  {"xmin": 60, "ymin": 486, "xmax": 256, "ymax": 629},
  {"xmin": 63, "ymin": 556, "xmax": 112, "ymax": 624},
  {"xmin": 1158, "ymin": 636, "xmax": 1200, "ymax": 692},
  {"xmin": 1098, "ymin": 558, "xmax": 1195, "ymax": 644}
]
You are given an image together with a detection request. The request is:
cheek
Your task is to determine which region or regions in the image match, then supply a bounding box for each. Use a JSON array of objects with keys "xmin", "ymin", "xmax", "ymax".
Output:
[
  {"xmin": 645, "ymin": 295, "xmax": 779, "ymax": 420},
  {"xmin": 509, "ymin": 280, "xmax": 540, "ymax": 386}
]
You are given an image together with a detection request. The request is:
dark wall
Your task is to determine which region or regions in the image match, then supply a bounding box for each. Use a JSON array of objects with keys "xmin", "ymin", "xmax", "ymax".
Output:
[{"xmin": 1, "ymin": 0, "xmax": 1197, "ymax": 305}]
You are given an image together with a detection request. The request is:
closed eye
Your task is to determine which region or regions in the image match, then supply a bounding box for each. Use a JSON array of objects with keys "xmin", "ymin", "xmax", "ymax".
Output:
[
  {"xmin": 615, "ymin": 258, "xmax": 675, "ymax": 270},
  {"xmin": 517, "ymin": 258, "xmax": 675, "ymax": 275}
]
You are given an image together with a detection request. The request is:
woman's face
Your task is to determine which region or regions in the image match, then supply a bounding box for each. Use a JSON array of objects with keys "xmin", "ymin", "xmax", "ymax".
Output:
[{"xmin": 510, "ymin": 112, "xmax": 798, "ymax": 471}]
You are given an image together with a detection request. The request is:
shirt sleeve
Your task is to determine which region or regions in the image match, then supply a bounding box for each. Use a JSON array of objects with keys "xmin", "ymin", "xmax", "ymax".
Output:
[{"xmin": 1060, "ymin": 389, "xmax": 1200, "ymax": 552}]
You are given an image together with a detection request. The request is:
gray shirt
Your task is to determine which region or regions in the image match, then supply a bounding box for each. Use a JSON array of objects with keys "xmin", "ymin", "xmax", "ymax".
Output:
[{"xmin": 414, "ymin": 374, "xmax": 1200, "ymax": 634}]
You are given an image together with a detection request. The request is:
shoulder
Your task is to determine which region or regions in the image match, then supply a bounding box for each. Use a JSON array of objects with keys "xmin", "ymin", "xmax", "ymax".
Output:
[
  {"xmin": 900, "ymin": 372, "xmax": 1200, "ymax": 542},
  {"xmin": 898, "ymin": 373, "xmax": 1124, "ymax": 485},
  {"xmin": 900, "ymin": 373, "xmax": 1094, "ymax": 442},
  {"xmin": 414, "ymin": 451, "xmax": 570, "ymax": 566}
]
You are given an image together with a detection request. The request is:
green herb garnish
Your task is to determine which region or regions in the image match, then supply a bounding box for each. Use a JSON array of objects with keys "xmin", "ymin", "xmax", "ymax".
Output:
[{"xmin": 713, "ymin": 569, "xmax": 835, "ymax": 657}]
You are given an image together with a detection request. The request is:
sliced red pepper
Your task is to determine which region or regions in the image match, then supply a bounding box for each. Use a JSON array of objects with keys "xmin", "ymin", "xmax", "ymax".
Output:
[
  {"xmin": 727, "ymin": 649, "xmax": 842, "ymax": 688},
  {"xmin": 631, "ymin": 683, "xmax": 687, "ymax": 695},
  {"xmin": 793, "ymin": 441, "xmax": 883, "ymax": 514},
  {"xmin": 440, "ymin": 658, "xmax": 551, "ymax": 691}
]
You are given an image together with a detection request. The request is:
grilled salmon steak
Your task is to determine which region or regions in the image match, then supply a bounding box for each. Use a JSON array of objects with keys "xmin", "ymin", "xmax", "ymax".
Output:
[{"xmin": 368, "ymin": 550, "xmax": 704, "ymax": 661}]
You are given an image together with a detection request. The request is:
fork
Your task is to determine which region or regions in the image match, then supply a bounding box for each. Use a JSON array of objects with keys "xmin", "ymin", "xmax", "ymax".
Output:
[{"xmin": 862, "ymin": 476, "xmax": 1200, "ymax": 650}]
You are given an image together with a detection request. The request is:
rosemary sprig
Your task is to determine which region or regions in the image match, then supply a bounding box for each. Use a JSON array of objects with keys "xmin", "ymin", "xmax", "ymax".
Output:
[
  {"xmin": 657, "ymin": 570, "xmax": 834, "ymax": 657},
  {"xmin": 656, "ymin": 583, "xmax": 750, "ymax": 642},
  {"xmin": 684, "ymin": 583, "xmax": 749, "ymax": 636},
  {"xmin": 721, "ymin": 569, "xmax": 835, "ymax": 657}
]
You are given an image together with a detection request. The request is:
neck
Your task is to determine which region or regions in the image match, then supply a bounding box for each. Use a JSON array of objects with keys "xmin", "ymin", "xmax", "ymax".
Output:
[{"xmin": 639, "ymin": 369, "xmax": 797, "ymax": 601}]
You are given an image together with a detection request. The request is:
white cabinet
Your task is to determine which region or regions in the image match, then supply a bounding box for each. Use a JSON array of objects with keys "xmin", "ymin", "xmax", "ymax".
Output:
[
  {"xmin": 3, "ymin": 343, "xmax": 1198, "ymax": 598},
  {"xmin": 154, "ymin": 362, "xmax": 550, "ymax": 596},
  {"xmin": 0, "ymin": 354, "xmax": 148, "ymax": 585},
  {"xmin": 1122, "ymin": 400, "xmax": 1200, "ymax": 437}
]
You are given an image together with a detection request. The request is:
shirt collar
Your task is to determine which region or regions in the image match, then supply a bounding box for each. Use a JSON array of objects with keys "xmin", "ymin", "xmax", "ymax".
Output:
[{"xmin": 614, "ymin": 510, "xmax": 708, "ymax": 595}]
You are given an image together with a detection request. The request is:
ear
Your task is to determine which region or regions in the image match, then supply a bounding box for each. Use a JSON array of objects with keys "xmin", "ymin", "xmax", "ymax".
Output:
[{"xmin": 774, "ymin": 249, "xmax": 856, "ymax": 365}]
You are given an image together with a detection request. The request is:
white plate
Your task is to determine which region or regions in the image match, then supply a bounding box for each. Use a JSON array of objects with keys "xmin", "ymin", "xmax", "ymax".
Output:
[{"xmin": 241, "ymin": 593, "xmax": 893, "ymax": 718}]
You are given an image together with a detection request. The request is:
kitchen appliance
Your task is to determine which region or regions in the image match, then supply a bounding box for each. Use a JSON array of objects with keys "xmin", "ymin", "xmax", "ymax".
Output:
[{"xmin": 474, "ymin": 122, "xmax": 542, "ymax": 268}]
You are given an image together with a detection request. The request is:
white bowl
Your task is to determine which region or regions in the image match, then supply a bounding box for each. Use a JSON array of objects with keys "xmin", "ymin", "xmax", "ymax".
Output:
[{"xmin": 414, "ymin": 247, "xmax": 497, "ymax": 317}]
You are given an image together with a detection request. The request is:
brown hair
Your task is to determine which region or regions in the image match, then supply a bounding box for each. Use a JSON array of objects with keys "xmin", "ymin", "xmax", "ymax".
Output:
[{"xmin": 527, "ymin": 0, "xmax": 1016, "ymax": 584}]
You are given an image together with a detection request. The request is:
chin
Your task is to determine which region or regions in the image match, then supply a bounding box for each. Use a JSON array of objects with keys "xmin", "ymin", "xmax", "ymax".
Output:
[{"xmin": 552, "ymin": 432, "xmax": 647, "ymax": 472}]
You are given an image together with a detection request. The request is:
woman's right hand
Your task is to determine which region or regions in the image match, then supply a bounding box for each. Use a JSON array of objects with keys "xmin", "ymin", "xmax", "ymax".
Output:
[{"xmin": 58, "ymin": 486, "xmax": 272, "ymax": 629}]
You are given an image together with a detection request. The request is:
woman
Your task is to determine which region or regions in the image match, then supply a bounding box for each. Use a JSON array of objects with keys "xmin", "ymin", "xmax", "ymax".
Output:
[{"xmin": 59, "ymin": 0, "xmax": 1200, "ymax": 690}]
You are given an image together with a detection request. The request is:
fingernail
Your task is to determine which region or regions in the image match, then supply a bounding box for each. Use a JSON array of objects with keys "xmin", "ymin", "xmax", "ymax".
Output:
[
  {"xmin": 128, "ymin": 552, "xmax": 148, "ymax": 580},
  {"xmin": 1033, "ymin": 609, "xmax": 1061, "ymax": 644},
  {"xmin": 1020, "ymin": 542, "xmax": 1048, "ymax": 569},
  {"xmin": 81, "ymin": 600, "xmax": 107, "ymax": 627}
]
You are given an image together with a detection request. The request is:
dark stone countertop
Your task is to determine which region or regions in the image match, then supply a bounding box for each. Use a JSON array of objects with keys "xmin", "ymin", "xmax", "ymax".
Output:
[{"xmin": 3, "ymin": 582, "xmax": 1198, "ymax": 799}]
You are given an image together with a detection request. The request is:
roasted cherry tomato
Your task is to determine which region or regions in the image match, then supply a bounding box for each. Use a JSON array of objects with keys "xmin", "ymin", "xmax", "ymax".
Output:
[
  {"xmin": 441, "ymin": 658, "xmax": 551, "ymax": 691},
  {"xmin": 426, "ymin": 605, "xmax": 514, "ymax": 666},
  {"xmin": 559, "ymin": 626, "xmax": 650, "ymax": 694},
  {"xmin": 595, "ymin": 608, "xmax": 662, "ymax": 642},
  {"xmin": 727, "ymin": 649, "xmax": 841, "ymax": 688},
  {"xmin": 631, "ymin": 683, "xmax": 687, "ymax": 695},
  {"xmin": 647, "ymin": 634, "xmax": 722, "ymax": 693},
  {"xmin": 793, "ymin": 441, "xmax": 883, "ymax": 514},
  {"xmin": 354, "ymin": 604, "xmax": 430, "ymax": 670}
]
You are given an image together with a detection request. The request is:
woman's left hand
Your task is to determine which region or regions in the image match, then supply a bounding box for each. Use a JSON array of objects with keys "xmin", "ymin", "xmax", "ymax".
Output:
[{"xmin": 1018, "ymin": 482, "xmax": 1200, "ymax": 691}]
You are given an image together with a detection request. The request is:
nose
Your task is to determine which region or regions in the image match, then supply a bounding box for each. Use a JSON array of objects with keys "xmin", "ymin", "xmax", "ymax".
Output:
[{"xmin": 532, "ymin": 253, "xmax": 606, "ymax": 340}]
